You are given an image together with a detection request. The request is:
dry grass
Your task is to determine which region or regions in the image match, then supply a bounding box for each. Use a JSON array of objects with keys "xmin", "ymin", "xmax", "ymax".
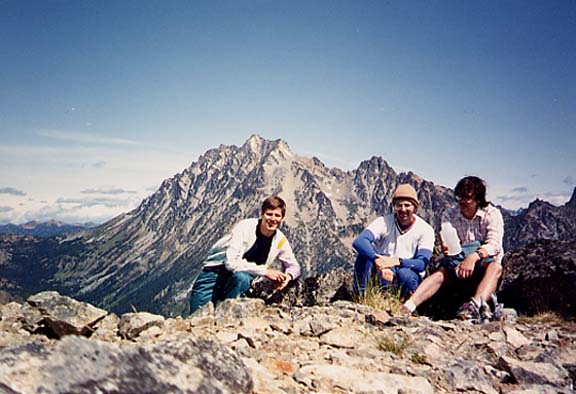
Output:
[
  {"xmin": 517, "ymin": 311, "xmax": 565, "ymax": 324},
  {"xmin": 410, "ymin": 353, "xmax": 429, "ymax": 365},
  {"xmin": 352, "ymin": 276, "xmax": 405, "ymax": 314},
  {"xmin": 376, "ymin": 333, "xmax": 409, "ymax": 355}
]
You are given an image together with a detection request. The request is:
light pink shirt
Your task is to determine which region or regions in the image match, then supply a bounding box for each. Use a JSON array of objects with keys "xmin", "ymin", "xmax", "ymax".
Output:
[{"xmin": 441, "ymin": 204, "xmax": 504, "ymax": 263}]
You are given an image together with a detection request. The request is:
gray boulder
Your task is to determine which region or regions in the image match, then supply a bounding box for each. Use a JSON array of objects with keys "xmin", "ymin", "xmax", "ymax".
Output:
[
  {"xmin": 118, "ymin": 312, "xmax": 165, "ymax": 340},
  {"xmin": 0, "ymin": 301, "xmax": 43, "ymax": 333},
  {"xmin": 0, "ymin": 334, "xmax": 253, "ymax": 394},
  {"xmin": 498, "ymin": 355, "xmax": 572, "ymax": 388},
  {"xmin": 27, "ymin": 291, "xmax": 107, "ymax": 338}
]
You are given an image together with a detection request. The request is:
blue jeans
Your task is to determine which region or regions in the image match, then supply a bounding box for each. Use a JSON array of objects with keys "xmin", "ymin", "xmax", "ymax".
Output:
[
  {"xmin": 189, "ymin": 266, "xmax": 255, "ymax": 313},
  {"xmin": 353, "ymin": 255, "xmax": 421, "ymax": 299}
]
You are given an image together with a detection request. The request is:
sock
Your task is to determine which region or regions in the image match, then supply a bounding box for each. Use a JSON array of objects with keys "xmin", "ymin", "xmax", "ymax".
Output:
[{"xmin": 403, "ymin": 300, "xmax": 416, "ymax": 313}]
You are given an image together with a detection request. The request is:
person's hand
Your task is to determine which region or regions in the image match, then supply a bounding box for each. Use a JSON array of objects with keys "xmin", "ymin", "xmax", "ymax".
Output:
[
  {"xmin": 441, "ymin": 243, "xmax": 448, "ymax": 256},
  {"xmin": 380, "ymin": 268, "xmax": 394, "ymax": 282},
  {"xmin": 375, "ymin": 255, "xmax": 400, "ymax": 271},
  {"xmin": 265, "ymin": 269, "xmax": 286, "ymax": 282},
  {"xmin": 456, "ymin": 254, "xmax": 479, "ymax": 279},
  {"xmin": 274, "ymin": 273, "xmax": 292, "ymax": 290},
  {"xmin": 265, "ymin": 269, "xmax": 290, "ymax": 289}
]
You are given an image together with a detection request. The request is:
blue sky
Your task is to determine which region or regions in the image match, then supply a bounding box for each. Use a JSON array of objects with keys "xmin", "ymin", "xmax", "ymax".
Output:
[{"xmin": 1, "ymin": 0, "xmax": 575, "ymax": 224}]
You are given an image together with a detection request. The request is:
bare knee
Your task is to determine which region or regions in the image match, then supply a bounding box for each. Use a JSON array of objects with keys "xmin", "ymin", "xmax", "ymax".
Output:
[
  {"xmin": 432, "ymin": 266, "xmax": 451, "ymax": 284},
  {"xmin": 485, "ymin": 262, "xmax": 502, "ymax": 280}
]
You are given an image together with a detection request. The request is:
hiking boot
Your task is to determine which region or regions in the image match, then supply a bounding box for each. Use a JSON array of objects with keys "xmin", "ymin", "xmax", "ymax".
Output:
[
  {"xmin": 488, "ymin": 294, "xmax": 504, "ymax": 321},
  {"xmin": 400, "ymin": 304, "xmax": 415, "ymax": 317},
  {"xmin": 478, "ymin": 298, "xmax": 493, "ymax": 324},
  {"xmin": 487, "ymin": 294, "xmax": 518, "ymax": 323},
  {"xmin": 457, "ymin": 298, "xmax": 480, "ymax": 322}
]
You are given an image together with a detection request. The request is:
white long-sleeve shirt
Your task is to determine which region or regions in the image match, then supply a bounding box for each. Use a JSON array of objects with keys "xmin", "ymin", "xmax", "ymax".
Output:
[{"xmin": 202, "ymin": 218, "xmax": 301, "ymax": 279}]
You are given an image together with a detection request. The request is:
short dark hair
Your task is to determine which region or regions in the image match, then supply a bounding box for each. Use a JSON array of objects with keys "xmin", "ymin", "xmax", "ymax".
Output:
[
  {"xmin": 455, "ymin": 176, "xmax": 489, "ymax": 208},
  {"xmin": 261, "ymin": 195, "xmax": 286, "ymax": 217}
]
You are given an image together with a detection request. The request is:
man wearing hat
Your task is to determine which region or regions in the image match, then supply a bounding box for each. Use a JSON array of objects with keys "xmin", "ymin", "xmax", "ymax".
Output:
[{"xmin": 353, "ymin": 184, "xmax": 435, "ymax": 298}]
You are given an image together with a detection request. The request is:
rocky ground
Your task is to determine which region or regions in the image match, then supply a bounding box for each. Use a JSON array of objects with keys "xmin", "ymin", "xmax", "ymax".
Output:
[{"xmin": 1, "ymin": 291, "xmax": 575, "ymax": 394}]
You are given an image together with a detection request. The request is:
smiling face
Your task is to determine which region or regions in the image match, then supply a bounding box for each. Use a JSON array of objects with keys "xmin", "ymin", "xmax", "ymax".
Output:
[
  {"xmin": 393, "ymin": 199, "xmax": 416, "ymax": 228},
  {"xmin": 259, "ymin": 207, "xmax": 284, "ymax": 237}
]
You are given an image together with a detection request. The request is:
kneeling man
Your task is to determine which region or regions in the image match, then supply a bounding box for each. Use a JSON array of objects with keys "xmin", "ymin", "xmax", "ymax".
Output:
[{"xmin": 189, "ymin": 195, "xmax": 301, "ymax": 313}]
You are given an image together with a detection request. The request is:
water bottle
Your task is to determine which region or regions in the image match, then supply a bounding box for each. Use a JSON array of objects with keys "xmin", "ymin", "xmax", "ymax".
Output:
[{"xmin": 441, "ymin": 222, "xmax": 462, "ymax": 256}]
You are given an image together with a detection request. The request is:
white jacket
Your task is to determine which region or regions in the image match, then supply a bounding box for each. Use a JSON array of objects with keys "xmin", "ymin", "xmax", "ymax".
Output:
[{"xmin": 203, "ymin": 218, "xmax": 301, "ymax": 279}]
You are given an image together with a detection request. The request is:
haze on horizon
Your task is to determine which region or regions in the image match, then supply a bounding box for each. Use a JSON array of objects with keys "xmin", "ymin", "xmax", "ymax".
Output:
[{"xmin": 1, "ymin": 0, "xmax": 575, "ymax": 225}]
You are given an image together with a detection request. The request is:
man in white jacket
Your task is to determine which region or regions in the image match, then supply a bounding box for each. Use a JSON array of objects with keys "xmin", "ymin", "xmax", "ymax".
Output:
[{"xmin": 189, "ymin": 195, "xmax": 301, "ymax": 313}]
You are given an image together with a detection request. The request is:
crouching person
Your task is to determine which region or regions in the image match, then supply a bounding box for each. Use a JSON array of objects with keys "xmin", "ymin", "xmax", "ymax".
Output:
[
  {"xmin": 189, "ymin": 195, "xmax": 301, "ymax": 313},
  {"xmin": 353, "ymin": 184, "xmax": 435, "ymax": 299}
]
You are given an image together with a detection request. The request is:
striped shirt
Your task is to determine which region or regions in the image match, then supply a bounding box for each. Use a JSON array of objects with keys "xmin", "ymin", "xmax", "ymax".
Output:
[{"xmin": 441, "ymin": 204, "xmax": 504, "ymax": 263}]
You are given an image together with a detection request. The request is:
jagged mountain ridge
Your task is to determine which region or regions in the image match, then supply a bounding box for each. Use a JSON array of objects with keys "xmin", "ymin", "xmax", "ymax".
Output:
[
  {"xmin": 502, "ymin": 190, "xmax": 576, "ymax": 251},
  {"xmin": 0, "ymin": 220, "xmax": 94, "ymax": 237},
  {"xmin": 1, "ymin": 135, "xmax": 453, "ymax": 316},
  {"xmin": 2, "ymin": 135, "xmax": 574, "ymax": 317}
]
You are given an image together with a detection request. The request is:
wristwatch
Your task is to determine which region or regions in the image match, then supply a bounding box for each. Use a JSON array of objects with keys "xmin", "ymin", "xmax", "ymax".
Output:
[{"xmin": 476, "ymin": 250, "xmax": 484, "ymax": 260}]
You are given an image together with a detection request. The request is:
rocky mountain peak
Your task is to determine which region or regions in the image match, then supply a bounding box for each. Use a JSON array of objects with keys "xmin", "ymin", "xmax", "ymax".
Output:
[
  {"xmin": 357, "ymin": 155, "xmax": 394, "ymax": 174},
  {"xmin": 241, "ymin": 134, "xmax": 292, "ymax": 160},
  {"xmin": 567, "ymin": 187, "xmax": 576, "ymax": 207},
  {"xmin": 524, "ymin": 198, "xmax": 554, "ymax": 211}
]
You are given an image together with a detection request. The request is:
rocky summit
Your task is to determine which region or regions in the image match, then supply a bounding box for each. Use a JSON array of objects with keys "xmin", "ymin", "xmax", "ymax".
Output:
[{"xmin": 1, "ymin": 290, "xmax": 575, "ymax": 394}]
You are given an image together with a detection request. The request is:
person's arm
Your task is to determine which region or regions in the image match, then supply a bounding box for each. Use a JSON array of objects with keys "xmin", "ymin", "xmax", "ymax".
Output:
[
  {"xmin": 278, "ymin": 237, "xmax": 301, "ymax": 280},
  {"xmin": 481, "ymin": 207, "xmax": 504, "ymax": 257},
  {"xmin": 399, "ymin": 250, "xmax": 432, "ymax": 273},
  {"xmin": 352, "ymin": 229, "xmax": 377, "ymax": 261},
  {"xmin": 224, "ymin": 220, "xmax": 268, "ymax": 276}
]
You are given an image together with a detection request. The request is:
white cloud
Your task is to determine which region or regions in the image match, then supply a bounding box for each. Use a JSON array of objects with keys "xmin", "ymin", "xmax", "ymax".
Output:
[
  {"xmin": 7, "ymin": 194, "xmax": 145, "ymax": 225},
  {"xmin": 36, "ymin": 129, "xmax": 139, "ymax": 146},
  {"xmin": 80, "ymin": 188, "xmax": 137, "ymax": 195},
  {"xmin": 56, "ymin": 197, "xmax": 135, "ymax": 208},
  {"xmin": 0, "ymin": 187, "xmax": 26, "ymax": 196},
  {"xmin": 496, "ymin": 190, "xmax": 572, "ymax": 208}
]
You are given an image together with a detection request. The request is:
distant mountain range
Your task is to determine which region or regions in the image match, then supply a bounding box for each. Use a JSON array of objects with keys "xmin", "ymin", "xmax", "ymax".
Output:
[
  {"xmin": 0, "ymin": 220, "xmax": 96, "ymax": 237},
  {"xmin": 1, "ymin": 135, "xmax": 575, "ymax": 316},
  {"xmin": 501, "ymin": 192, "xmax": 576, "ymax": 251}
]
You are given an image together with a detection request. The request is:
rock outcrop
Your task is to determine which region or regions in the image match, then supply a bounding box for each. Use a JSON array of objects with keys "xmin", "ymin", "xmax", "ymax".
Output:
[
  {"xmin": 503, "ymin": 190, "xmax": 576, "ymax": 251},
  {"xmin": 499, "ymin": 239, "xmax": 576, "ymax": 318},
  {"xmin": 1, "ymin": 291, "xmax": 574, "ymax": 394}
]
